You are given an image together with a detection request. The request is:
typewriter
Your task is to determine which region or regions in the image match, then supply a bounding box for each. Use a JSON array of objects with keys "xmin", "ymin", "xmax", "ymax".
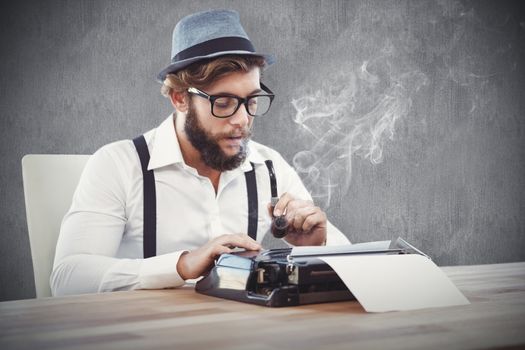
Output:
[{"xmin": 195, "ymin": 238, "xmax": 428, "ymax": 307}]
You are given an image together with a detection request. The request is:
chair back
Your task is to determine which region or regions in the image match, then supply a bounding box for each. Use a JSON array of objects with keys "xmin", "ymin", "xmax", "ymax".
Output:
[{"xmin": 22, "ymin": 154, "xmax": 90, "ymax": 298}]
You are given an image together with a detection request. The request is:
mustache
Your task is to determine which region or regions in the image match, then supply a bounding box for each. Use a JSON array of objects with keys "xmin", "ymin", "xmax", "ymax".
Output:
[{"xmin": 217, "ymin": 128, "xmax": 252, "ymax": 139}]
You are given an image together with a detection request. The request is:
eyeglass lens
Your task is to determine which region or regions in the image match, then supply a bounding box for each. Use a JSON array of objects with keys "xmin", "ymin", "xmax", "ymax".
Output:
[{"xmin": 213, "ymin": 96, "xmax": 272, "ymax": 117}]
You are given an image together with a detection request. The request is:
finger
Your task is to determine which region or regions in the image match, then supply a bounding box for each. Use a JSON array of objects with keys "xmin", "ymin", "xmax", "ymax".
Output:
[
  {"xmin": 301, "ymin": 210, "xmax": 326, "ymax": 232},
  {"xmin": 285, "ymin": 199, "xmax": 314, "ymax": 218},
  {"xmin": 211, "ymin": 245, "xmax": 233, "ymax": 258},
  {"xmin": 215, "ymin": 233, "xmax": 261, "ymax": 250},
  {"xmin": 289, "ymin": 206, "xmax": 318, "ymax": 231},
  {"xmin": 273, "ymin": 192, "xmax": 294, "ymax": 216},
  {"xmin": 284, "ymin": 199, "xmax": 316, "ymax": 220}
]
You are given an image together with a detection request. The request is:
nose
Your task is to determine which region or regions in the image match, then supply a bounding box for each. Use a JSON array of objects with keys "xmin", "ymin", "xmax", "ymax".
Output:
[{"xmin": 228, "ymin": 102, "xmax": 250, "ymax": 128}]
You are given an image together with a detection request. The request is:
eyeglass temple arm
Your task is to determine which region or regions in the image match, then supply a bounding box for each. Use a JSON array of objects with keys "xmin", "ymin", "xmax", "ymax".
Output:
[
  {"xmin": 260, "ymin": 82, "xmax": 274, "ymax": 95},
  {"xmin": 187, "ymin": 87, "xmax": 210, "ymax": 100}
]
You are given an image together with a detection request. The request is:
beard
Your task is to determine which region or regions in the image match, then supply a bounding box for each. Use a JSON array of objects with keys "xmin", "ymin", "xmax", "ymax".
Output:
[{"xmin": 184, "ymin": 102, "xmax": 252, "ymax": 171}]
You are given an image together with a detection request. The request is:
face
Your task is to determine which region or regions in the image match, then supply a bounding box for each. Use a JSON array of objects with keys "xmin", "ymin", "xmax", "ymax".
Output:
[{"xmin": 183, "ymin": 69, "xmax": 261, "ymax": 171}]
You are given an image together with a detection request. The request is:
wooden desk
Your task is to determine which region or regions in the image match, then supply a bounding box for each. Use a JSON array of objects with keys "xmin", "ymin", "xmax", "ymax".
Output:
[{"xmin": 1, "ymin": 262, "xmax": 524, "ymax": 350}]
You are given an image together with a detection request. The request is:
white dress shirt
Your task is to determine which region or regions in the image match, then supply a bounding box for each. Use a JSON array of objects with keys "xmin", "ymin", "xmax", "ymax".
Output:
[{"xmin": 51, "ymin": 114, "xmax": 350, "ymax": 296}]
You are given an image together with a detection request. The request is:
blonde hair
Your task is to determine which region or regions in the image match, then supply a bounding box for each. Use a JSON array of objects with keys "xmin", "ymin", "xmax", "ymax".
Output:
[{"xmin": 160, "ymin": 55, "xmax": 266, "ymax": 98}]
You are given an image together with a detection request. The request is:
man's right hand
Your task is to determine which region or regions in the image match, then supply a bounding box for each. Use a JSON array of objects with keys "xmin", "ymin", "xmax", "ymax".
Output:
[{"xmin": 176, "ymin": 233, "xmax": 262, "ymax": 280}]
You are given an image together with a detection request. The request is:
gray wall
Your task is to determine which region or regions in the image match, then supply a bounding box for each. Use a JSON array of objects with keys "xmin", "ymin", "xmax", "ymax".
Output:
[{"xmin": 1, "ymin": 0, "xmax": 524, "ymax": 301}]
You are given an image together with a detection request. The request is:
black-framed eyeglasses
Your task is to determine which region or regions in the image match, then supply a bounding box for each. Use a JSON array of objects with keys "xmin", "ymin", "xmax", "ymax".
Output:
[{"xmin": 187, "ymin": 83, "xmax": 275, "ymax": 118}]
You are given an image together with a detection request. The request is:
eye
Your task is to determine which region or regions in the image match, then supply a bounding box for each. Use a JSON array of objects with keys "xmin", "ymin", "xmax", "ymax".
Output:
[{"xmin": 214, "ymin": 97, "xmax": 237, "ymax": 109}]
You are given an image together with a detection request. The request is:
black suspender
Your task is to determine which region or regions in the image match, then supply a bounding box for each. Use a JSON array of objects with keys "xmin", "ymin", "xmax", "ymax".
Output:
[
  {"xmin": 132, "ymin": 135, "xmax": 278, "ymax": 257},
  {"xmin": 265, "ymin": 160, "xmax": 278, "ymax": 198},
  {"xmin": 132, "ymin": 135, "xmax": 157, "ymax": 259},
  {"xmin": 244, "ymin": 162, "xmax": 258, "ymax": 240},
  {"xmin": 245, "ymin": 161, "xmax": 278, "ymax": 240}
]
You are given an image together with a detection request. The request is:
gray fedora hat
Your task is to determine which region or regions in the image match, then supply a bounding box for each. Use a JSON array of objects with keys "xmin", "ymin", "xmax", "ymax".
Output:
[{"xmin": 157, "ymin": 9, "xmax": 276, "ymax": 83}]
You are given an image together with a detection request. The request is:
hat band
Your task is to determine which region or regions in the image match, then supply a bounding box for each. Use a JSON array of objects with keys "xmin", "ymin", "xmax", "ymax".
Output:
[{"xmin": 172, "ymin": 36, "xmax": 256, "ymax": 62}]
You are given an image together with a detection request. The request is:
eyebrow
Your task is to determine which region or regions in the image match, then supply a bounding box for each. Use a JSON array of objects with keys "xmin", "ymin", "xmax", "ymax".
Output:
[{"xmin": 213, "ymin": 88, "xmax": 263, "ymax": 96}]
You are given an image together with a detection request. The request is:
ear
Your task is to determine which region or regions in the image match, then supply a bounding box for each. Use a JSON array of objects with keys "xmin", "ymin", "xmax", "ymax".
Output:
[{"xmin": 169, "ymin": 90, "xmax": 189, "ymax": 113}]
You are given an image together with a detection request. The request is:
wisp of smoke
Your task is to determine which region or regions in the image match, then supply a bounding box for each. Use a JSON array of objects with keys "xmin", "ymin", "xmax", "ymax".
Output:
[{"xmin": 291, "ymin": 61, "xmax": 427, "ymax": 208}]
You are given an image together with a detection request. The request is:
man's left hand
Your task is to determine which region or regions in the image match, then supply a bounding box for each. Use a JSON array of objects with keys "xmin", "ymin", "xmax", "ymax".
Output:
[{"xmin": 270, "ymin": 192, "xmax": 327, "ymax": 246}]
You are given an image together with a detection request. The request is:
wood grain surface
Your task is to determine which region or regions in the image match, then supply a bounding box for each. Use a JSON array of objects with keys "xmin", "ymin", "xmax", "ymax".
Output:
[{"xmin": 1, "ymin": 262, "xmax": 524, "ymax": 350}]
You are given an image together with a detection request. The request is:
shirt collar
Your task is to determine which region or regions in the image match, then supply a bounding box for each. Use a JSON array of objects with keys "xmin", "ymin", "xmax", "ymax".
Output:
[
  {"xmin": 147, "ymin": 114, "xmax": 267, "ymax": 172},
  {"xmin": 147, "ymin": 114, "xmax": 184, "ymax": 170},
  {"xmin": 240, "ymin": 141, "xmax": 266, "ymax": 171}
]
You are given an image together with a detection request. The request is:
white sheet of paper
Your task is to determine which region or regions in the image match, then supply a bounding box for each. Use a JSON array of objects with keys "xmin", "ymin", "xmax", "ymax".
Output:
[
  {"xmin": 319, "ymin": 254, "xmax": 470, "ymax": 312},
  {"xmin": 290, "ymin": 241, "xmax": 391, "ymax": 257}
]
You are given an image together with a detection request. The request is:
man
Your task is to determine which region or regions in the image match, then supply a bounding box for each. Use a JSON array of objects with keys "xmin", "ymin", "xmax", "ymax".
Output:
[{"xmin": 51, "ymin": 9, "xmax": 349, "ymax": 296}]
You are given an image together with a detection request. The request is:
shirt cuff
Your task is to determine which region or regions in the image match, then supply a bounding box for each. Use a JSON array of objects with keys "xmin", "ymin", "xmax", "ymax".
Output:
[{"xmin": 139, "ymin": 250, "xmax": 188, "ymax": 289}]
